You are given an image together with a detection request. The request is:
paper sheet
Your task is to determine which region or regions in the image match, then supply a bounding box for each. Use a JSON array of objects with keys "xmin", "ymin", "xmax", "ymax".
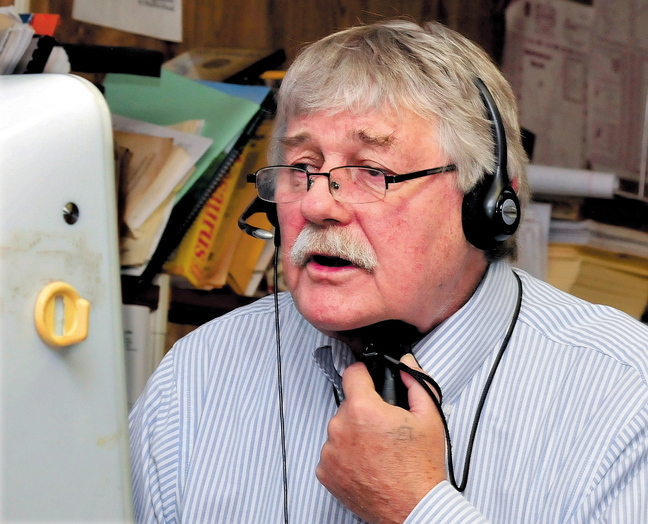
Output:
[
  {"xmin": 512, "ymin": 201, "xmax": 552, "ymax": 281},
  {"xmin": 72, "ymin": 0, "xmax": 182, "ymax": 42},
  {"xmin": 587, "ymin": 0, "xmax": 648, "ymax": 184},
  {"xmin": 502, "ymin": 0, "xmax": 595, "ymax": 169},
  {"xmin": 503, "ymin": 0, "xmax": 648, "ymax": 196}
]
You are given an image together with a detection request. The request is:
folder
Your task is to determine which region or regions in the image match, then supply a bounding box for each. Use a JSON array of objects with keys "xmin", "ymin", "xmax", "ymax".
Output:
[
  {"xmin": 103, "ymin": 69, "xmax": 261, "ymax": 200},
  {"xmin": 103, "ymin": 70, "xmax": 273, "ymax": 288}
]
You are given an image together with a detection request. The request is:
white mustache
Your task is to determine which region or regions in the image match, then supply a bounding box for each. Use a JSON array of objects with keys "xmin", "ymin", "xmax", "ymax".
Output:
[{"xmin": 290, "ymin": 225, "xmax": 378, "ymax": 272}]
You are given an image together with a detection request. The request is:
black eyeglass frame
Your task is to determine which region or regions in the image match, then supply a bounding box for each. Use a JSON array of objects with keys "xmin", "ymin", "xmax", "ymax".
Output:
[{"xmin": 246, "ymin": 163, "xmax": 458, "ymax": 203}]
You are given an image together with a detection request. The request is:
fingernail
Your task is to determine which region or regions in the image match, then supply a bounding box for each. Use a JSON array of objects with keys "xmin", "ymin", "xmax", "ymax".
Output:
[{"xmin": 401, "ymin": 353, "xmax": 420, "ymax": 367}]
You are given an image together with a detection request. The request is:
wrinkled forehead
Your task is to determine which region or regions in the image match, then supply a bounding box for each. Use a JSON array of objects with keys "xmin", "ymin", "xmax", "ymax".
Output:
[
  {"xmin": 270, "ymin": 110, "xmax": 454, "ymax": 183},
  {"xmin": 273, "ymin": 104, "xmax": 434, "ymax": 161}
]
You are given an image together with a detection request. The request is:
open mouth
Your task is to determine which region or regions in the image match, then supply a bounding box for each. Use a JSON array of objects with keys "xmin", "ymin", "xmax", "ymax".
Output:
[{"xmin": 311, "ymin": 254, "xmax": 353, "ymax": 267}]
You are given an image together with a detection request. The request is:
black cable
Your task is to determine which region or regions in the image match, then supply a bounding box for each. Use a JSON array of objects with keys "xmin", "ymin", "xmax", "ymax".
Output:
[
  {"xmin": 452, "ymin": 271, "xmax": 522, "ymax": 491},
  {"xmin": 272, "ymin": 246, "xmax": 289, "ymax": 524},
  {"xmin": 393, "ymin": 271, "xmax": 523, "ymax": 492}
]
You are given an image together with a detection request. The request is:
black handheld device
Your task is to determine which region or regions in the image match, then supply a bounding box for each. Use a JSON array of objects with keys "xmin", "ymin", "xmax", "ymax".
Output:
[{"xmin": 356, "ymin": 320, "xmax": 423, "ymax": 409}]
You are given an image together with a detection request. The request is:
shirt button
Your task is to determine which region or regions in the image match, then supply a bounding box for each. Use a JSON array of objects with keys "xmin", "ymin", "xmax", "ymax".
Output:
[{"xmin": 443, "ymin": 403, "xmax": 454, "ymax": 417}]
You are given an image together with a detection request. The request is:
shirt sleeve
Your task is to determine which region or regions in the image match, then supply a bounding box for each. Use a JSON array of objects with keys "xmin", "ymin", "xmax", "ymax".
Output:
[
  {"xmin": 571, "ymin": 404, "xmax": 648, "ymax": 524},
  {"xmin": 596, "ymin": 460, "xmax": 648, "ymax": 523},
  {"xmin": 129, "ymin": 351, "xmax": 182, "ymax": 524},
  {"xmin": 404, "ymin": 482, "xmax": 490, "ymax": 524},
  {"xmin": 405, "ymin": 404, "xmax": 648, "ymax": 524}
]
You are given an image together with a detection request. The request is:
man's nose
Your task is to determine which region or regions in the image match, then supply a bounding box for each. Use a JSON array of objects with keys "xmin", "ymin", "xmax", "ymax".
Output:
[
  {"xmin": 300, "ymin": 172, "xmax": 350, "ymax": 226},
  {"xmin": 306, "ymin": 173, "xmax": 335, "ymax": 199}
]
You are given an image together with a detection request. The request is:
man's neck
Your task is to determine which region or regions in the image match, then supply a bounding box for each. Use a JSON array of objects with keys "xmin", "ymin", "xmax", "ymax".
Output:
[{"xmin": 335, "ymin": 320, "xmax": 424, "ymax": 359}]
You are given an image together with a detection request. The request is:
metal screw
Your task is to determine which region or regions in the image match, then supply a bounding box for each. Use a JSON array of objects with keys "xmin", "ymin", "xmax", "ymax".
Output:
[{"xmin": 62, "ymin": 202, "xmax": 79, "ymax": 225}]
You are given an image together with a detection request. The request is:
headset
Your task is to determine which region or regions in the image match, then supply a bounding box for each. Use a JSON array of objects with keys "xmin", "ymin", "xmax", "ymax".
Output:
[
  {"xmin": 238, "ymin": 77, "xmax": 520, "ymax": 251},
  {"xmin": 238, "ymin": 195, "xmax": 280, "ymax": 246},
  {"xmin": 462, "ymin": 77, "xmax": 521, "ymax": 251}
]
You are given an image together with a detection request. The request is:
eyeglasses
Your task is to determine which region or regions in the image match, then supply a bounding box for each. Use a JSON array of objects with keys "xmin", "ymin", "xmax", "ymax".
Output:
[{"xmin": 247, "ymin": 164, "xmax": 457, "ymax": 204}]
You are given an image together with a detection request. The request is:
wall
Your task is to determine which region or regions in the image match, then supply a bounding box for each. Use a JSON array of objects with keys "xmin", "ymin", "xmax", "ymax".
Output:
[{"xmin": 22, "ymin": 0, "xmax": 508, "ymax": 66}]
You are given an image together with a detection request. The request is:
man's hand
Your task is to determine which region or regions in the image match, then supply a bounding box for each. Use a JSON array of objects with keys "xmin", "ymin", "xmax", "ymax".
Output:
[{"xmin": 316, "ymin": 354, "xmax": 447, "ymax": 524}]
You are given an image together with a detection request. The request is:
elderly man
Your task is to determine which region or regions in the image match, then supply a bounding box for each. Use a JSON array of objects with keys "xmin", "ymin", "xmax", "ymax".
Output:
[{"xmin": 129, "ymin": 19, "xmax": 648, "ymax": 523}]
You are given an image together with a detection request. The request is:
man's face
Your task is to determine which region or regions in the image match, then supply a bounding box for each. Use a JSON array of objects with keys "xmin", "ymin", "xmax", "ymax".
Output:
[{"xmin": 277, "ymin": 108, "xmax": 487, "ymax": 336}]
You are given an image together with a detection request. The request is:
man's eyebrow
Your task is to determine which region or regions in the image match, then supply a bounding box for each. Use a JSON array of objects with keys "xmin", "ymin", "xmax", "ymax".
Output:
[
  {"xmin": 357, "ymin": 129, "xmax": 395, "ymax": 147},
  {"xmin": 279, "ymin": 129, "xmax": 396, "ymax": 148},
  {"xmin": 280, "ymin": 132, "xmax": 310, "ymax": 148}
]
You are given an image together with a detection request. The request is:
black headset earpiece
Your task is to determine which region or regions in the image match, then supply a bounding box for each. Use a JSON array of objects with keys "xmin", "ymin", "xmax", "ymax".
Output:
[
  {"xmin": 238, "ymin": 197, "xmax": 281, "ymax": 247},
  {"xmin": 461, "ymin": 78, "xmax": 520, "ymax": 251}
]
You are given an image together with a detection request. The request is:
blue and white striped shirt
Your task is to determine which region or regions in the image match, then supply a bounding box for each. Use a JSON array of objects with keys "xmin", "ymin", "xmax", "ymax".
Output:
[{"xmin": 129, "ymin": 260, "xmax": 648, "ymax": 523}]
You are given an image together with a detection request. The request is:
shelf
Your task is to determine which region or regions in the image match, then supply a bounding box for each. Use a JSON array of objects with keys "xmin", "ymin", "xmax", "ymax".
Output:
[{"xmin": 121, "ymin": 274, "xmax": 259, "ymax": 327}]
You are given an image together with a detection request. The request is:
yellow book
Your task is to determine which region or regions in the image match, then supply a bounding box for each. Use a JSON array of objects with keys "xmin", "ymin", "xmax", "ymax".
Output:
[
  {"xmin": 163, "ymin": 168, "xmax": 238, "ymax": 286},
  {"xmin": 198, "ymin": 171, "xmax": 253, "ymax": 288},
  {"xmin": 226, "ymin": 213, "xmax": 274, "ymax": 296},
  {"xmin": 547, "ymin": 244, "xmax": 648, "ymax": 319},
  {"xmin": 222, "ymin": 119, "xmax": 275, "ymax": 295},
  {"xmin": 202, "ymin": 117, "xmax": 274, "ymax": 290}
]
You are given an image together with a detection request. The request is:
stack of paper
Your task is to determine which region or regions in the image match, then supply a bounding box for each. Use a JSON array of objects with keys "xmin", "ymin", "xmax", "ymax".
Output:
[
  {"xmin": 113, "ymin": 115, "xmax": 212, "ymax": 267},
  {"xmin": 102, "ymin": 69, "xmax": 270, "ymax": 279},
  {"xmin": 547, "ymin": 244, "xmax": 648, "ymax": 319},
  {"xmin": 0, "ymin": 6, "xmax": 34, "ymax": 74},
  {"xmin": 548, "ymin": 217, "xmax": 648, "ymax": 318},
  {"xmin": 549, "ymin": 219, "xmax": 648, "ymax": 259}
]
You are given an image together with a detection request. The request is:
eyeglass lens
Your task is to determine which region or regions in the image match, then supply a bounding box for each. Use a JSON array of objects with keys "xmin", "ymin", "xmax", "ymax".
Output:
[{"xmin": 257, "ymin": 166, "xmax": 387, "ymax": 204}]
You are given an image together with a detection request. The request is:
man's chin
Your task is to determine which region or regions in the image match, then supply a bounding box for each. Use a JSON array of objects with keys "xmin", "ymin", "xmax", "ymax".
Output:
[
  {"xmin": 297, "ymin": 304, "xmax": 384, "ymax": 339},
  {"xmin": 286, "ymin": 271, "xmax": 384, "ymax": 332}
]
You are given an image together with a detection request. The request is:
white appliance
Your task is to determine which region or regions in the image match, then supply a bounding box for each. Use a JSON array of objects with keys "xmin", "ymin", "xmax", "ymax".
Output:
[{"xmin": 0, "ymin": 74, "xmax": 133, "ymax": 522}]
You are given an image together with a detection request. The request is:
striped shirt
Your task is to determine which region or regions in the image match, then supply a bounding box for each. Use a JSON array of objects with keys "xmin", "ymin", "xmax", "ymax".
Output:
[{"xmin": 129, "ymin": 260, "xmax": 648, "ymax": 523}]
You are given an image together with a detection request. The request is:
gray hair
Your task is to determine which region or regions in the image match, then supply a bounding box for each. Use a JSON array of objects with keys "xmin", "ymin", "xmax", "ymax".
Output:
[{"xmin": 271, "ymin": 19, "xmax": 529, "ymax": 260}]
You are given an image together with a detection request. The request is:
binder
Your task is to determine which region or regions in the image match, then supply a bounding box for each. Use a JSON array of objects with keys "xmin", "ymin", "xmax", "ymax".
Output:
[{"xmin": 133, "ymin": 99, "xmax": 273, "ymax": 290}]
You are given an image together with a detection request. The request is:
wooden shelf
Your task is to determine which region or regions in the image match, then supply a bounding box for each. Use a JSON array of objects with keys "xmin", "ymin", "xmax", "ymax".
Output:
[{"xmin": 121, "ymin": 274, "xmax": 259, "ymax": 327}]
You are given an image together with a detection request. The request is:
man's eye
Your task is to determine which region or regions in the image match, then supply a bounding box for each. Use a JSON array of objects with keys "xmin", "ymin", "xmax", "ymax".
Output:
[
  {"xmin": 354, "ymin": 167, "xmax": 385, "ymax": 180},
  {"xmin": 288, "ymin": 168, "xmax": 308, "ymax": 187}
]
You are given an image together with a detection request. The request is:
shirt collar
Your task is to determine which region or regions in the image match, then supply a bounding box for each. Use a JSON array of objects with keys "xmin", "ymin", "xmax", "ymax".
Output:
[
  {"xmin": 411, "ymin": 260, "xmax": 521, "ymax": 403},
  {"xmin": 312, "ymin": 260, "xmax": 521, "ymax": 404},
  {"xmin": 313, "ymin": 338, "xmax": 353, "ymax": 402}
]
